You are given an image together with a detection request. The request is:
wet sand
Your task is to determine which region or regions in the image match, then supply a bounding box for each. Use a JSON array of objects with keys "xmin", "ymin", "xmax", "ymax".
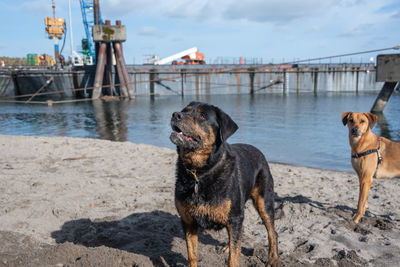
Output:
[{"xmin": 1, "ymin": 135, "xmax": 399, "ymax": 266}]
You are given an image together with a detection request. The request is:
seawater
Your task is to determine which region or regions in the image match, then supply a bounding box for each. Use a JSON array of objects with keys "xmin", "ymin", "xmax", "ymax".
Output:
[{"xmin": 0, "ymin": 92, "xmax": 399, "ymax": 171}]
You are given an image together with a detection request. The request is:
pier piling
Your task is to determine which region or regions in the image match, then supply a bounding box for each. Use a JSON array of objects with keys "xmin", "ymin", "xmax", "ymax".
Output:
[
  {"xmin": 249, "ymin": 68, "xmax": 255, "ymax": 94},
  {"xmin": 313, "ymin": 68, "xmax": 318, "ymax": 93},
  {"xmin": 283, "ymin": 69, "xmax": 287, "ymax": 93},
  {"xmin": 91, "ymin": 19, "xmax": 133, "ymax": 99},
  {"xmin": 92, "ymin": 43, "xmax": 107, "ymax": 99},
  {"xmin": 116, "ymin": 42, "xmax": 134, "ymax": 98},
  {"xmin": 104, "ymin": 20, "xmax": 114, "ymax": 96},
  {"xmin": 180, "ymin": 69, "xmax": 185, "ymax": 96},
  {"xmin": 149, "ymin": 69, "xmax": 156, "ymax": 98},
  {"xmin": 113, "ymin": 43, "xmax": 128, "ymax": 97},
  {"xmin": 370, "ymin": 82, "xmax": 398, "ymax": 113},
  {"xmin": 371, "ymin": 54, "xmax": 400, "ymax": 112}
]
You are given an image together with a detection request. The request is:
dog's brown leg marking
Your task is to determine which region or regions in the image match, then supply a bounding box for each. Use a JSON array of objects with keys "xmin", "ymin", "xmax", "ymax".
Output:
[
  {"xmin": 353, "ymin": 174, "xmax": 373, "ymax": 223},
  {"xmin": 185, "ymin": 223, "xmax": 199, "ymax": 267},
  {"xmin": 177, "ymin": 199, "xmax": 233, "ymax": 266},
  {"xmin": 251, "ymin": 186, "xmax": 281, "ymax": 267},
  {"xmin": 176, "ymin": 200, "xmax": 198, "ymax": 267},
  {"xmin": 176, "ymin": 200, "xmax": 193, "ymax": 225},
  {"xmin": 227, "ymin": 224, "xmax": 242, "ymax": 267}
]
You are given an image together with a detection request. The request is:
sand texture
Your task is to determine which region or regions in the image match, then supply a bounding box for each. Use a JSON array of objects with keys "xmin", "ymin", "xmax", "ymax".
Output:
[{"xmin": 0, "ymin": 135, "xmax": 399, "ymax": 266}]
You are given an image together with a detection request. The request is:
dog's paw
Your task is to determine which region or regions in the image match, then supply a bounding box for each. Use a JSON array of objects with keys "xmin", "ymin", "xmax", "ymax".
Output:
[
  {"xmin": 267, "ymin": 257, "xmax": 281, "ymax": 267},
  {"xmin": 352, "ymin": 214, "xmax": 361, "ymax": 223}
]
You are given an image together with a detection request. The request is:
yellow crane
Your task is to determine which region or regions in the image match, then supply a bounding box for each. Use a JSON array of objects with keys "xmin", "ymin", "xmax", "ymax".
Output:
[{"xmin": 44, "ymin": 0, "xmax": 65, "ymax": 65}]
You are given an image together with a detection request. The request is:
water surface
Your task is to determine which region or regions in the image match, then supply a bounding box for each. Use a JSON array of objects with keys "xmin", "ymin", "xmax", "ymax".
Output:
[{"xmin": 1, "ymin": 92, "xmax": 399, "ymax": 171}]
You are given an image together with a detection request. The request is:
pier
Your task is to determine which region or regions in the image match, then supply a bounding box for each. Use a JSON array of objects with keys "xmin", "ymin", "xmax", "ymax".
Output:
[{"xmin": 0, "ymin": 63, "xmax": 384, "ymax": 103}]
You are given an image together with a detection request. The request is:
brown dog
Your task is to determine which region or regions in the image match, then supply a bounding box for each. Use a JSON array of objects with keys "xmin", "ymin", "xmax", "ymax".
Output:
[{"xmin": 342, "ymin": 111, "xmax": 400, "ymax": 223}]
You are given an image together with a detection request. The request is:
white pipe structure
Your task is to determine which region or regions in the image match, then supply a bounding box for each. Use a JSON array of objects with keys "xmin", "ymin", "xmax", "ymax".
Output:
[
  {"xmin": 154, "ymin": 47, "xmax": 198, "ymax": 65},
  {"xmin": 68, "ymin": 0, "xmax": 84, "ymax": 66},
  {"xmin": 68, "ymin": 0, "xmax": 74, "ymax": 57}
]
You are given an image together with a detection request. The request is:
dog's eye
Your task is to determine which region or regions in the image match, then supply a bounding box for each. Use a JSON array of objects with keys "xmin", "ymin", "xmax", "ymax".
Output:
[
  {"xmin": 360, "ymin": 120, "xmax": 365, "ymax": 124},
  {"xmin": 199, "ymin": 113, "xmax": 206, "ymax": 120},
  {"xmin": 349, "ymin": 119, "xmax": 354, "ymax": 124}
]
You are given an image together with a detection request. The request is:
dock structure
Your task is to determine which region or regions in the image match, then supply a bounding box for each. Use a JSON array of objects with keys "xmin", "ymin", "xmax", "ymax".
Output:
[
  {"xmin": 124, "ymin": 63, "xmax": 382, "ymax": 96},
  {"xmin": 0, "ymin": 63, "xmax": 385, "ymax": 102},
  {"xmin": 371, "ymin": 54, "xmax": 400, "ymax": 113}
]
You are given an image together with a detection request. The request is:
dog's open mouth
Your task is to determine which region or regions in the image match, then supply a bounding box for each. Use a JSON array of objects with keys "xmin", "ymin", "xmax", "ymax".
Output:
[{"xmin": 170, "ymin": 124, "xmax": 201, "ymax": 148}]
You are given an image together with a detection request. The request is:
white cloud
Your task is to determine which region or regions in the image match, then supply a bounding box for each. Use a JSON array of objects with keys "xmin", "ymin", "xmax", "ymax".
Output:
[
  {"xmin": 223, "ymin": 0, "xmax": 335, "ymax": 24},
  {"xmin": 162, "ymin": 0, "xmax": 219, "ymax": 21},
  {"xmin": 75, "ymin": 0, "xmax": 400, "ymax": 60},
  {"xmin": 338, "ymin": 24, "xmax": 374, "ymax": 37},
  {"xmin": 101, "ymin": 0, "xmax": 337, "ymax": 24},
  {"xmin": 391, "ymin": 10, "xmax": 400, "ymax": 19},
  {"xmin": 330, "ymin": 1, "xmax": 395, "ymax": 38},
  {"xmin": 101, "ymin": 0, "xmax": 159, "ymax": 16},
  {"xmin": 137, "ymin": 26, "xmax": 165, "ymax": 38}
]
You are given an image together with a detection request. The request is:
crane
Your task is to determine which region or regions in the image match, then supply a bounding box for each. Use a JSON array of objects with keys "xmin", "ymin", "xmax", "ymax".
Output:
[
  {"xmin": 154, "ymin": 47, "xmax": 206, "ymax": 65},
  {"xmin": 44, "ymin": 0, "xmax": 65, "ymax": 64},
  {"xmin": 79, "ymin": 0, "xmax": 102, "ymax": 62}
]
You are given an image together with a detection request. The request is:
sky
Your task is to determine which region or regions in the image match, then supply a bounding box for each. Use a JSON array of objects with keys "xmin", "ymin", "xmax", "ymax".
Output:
[{"xmin": 0, "ymin": 0, "xmax": 399, "ymax": 64}]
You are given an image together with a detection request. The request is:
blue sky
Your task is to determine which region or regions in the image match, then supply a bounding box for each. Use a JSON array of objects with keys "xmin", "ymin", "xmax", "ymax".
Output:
[{"xmin": 0, "ymin": 0, "xmax": 399, "ymax": 64}]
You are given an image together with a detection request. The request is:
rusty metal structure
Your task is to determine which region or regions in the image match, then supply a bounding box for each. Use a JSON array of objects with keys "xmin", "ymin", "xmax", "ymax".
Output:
[{"xmin": 92, "ymin": 20, "xmax": 133, "ymax": 99}]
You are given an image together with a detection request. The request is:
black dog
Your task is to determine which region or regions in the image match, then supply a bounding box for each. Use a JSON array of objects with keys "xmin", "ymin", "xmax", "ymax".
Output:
[{"xmin": 170, "ymin": 102, "xmax": 280, "ymax": 267}]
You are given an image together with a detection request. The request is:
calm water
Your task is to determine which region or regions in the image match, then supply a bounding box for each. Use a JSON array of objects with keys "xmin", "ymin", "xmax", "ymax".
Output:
[{"xmin": 1, "ymin": 92, "xmax": 399, "ymax": 171}]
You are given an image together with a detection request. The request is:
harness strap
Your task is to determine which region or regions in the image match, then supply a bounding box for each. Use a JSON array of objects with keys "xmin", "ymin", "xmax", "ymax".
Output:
[
  {"xmin": 351, "ymin": 149, "xmax": 378, "ymax": 158},
  {"xmin": 351, "ymin": 138, "xmax": 382, "ymax": 177}
]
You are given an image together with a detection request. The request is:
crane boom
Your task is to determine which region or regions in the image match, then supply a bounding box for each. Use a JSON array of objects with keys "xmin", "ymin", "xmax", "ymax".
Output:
[
  {"xmin": 154, "ymin": 47, "xmax": 198, "ymax": 65},
  {"xmin": 79, "ymin": 0, "xmax": 102, "ymax": 60}
]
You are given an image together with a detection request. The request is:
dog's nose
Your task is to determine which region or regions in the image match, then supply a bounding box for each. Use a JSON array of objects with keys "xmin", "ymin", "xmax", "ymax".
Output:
[
  {"xmin": 173, "ymin": 112, "xmax": 184, "ymax": 120},
  {"xmin": 351, "ymin": 126, "xmax": 359, "ymax": 135}
]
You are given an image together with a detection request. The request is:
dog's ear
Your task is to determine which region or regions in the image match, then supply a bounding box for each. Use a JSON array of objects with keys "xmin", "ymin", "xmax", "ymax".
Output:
[
  {"xmin": 188, "ymin": 101, "xmax": 200, "ymax": 106},
  {"xmin": 214, "ymin": 106, "xmax": 238, "ymax": 142},
  {"xmin": 183, "ymin": 101, "xmax": 199, "ymax": 111},
  {"xmin": 341, "ymin": 112, "xmax": 352, "ymax": 126},
  {"xmin": 364, "ymin": 112, "xmax": 377, "ymax": 129}
]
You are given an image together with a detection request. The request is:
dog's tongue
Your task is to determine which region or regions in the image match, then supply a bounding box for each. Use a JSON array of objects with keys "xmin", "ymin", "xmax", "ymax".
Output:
[
  {"xmin": 178, "ymin": 132, "xmax": 194, "ymax": 142},
  {"xmin": 184, "ymin": 136, "xmax": 194, "ymax": 141}
]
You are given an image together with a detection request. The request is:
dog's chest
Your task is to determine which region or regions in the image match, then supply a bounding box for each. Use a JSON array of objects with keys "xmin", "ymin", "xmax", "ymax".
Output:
[
  {"xmin": 177, "ymin": 196, "xmax": 232, "ymax": 230},
  {"xmin": 176, "ymin": 167, "xmax": 234, "ymax": 229},
  {"xmin": 192, "ymin": 199, "xmax": 231, "ymax": 229},
  {"xmin": 351, "ymin": 157, "xmax": 362, "ymax": 171}
]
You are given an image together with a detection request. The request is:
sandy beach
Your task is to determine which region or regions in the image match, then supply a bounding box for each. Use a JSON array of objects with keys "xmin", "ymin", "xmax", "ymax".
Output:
[{"xmin": 0, "ymin": 135, "xmax": 399, "ymax": 266}]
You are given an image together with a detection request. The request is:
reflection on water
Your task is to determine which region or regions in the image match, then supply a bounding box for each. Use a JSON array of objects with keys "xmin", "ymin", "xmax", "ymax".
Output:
[
  {"xmin": 93, "ymin": 100, "xmax": 128, "ymax": 141},
  {"xmin": 0, "ymin": 92, "xmax": 399, "ymax": 171},
  {"xmin": 375, "ymin": 112, "xmax": 392, "ymax": 140}
]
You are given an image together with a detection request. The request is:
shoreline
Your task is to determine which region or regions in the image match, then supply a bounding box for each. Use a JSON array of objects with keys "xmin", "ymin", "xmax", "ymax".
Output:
[
  {"xmin": 2, "ymin": 133, "xmax": 355, "ymax": 173},
  {"xmin": 1, "ymin": 135, "xmax": 399, "ymax": 266}
]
